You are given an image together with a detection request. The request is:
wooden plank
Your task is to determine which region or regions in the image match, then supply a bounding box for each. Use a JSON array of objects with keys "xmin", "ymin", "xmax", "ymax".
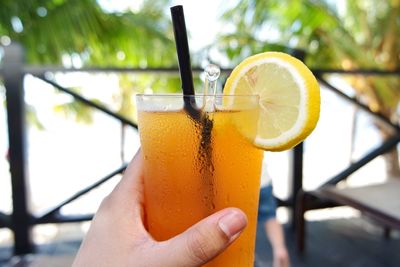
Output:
[{"xmin": 320, "ymin": 180, "xmax": 400, "ymax": 228}]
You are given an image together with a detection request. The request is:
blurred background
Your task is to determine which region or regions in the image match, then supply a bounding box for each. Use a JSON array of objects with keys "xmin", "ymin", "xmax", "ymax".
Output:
[{"xmin": 0, "ymin": 0, "xmax": 399, "ymax": 266}]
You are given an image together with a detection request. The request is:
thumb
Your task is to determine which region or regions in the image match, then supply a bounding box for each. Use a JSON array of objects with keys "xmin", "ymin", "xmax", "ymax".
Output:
[{"xmin": 159, "ymin": 208, "xmax": 247, "ymax": 267}]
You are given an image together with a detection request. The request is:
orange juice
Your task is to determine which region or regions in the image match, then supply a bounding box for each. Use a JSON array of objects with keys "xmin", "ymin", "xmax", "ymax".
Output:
[{"xmin": 137, "ymin": 95, "xmax": 263, "ymax": 266}]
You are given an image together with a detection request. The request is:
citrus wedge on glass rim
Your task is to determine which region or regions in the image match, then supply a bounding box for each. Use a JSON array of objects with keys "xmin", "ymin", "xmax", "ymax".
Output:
[{"xmin": 223, "ymin": 52, "xmax": 320, "ymax": 151}]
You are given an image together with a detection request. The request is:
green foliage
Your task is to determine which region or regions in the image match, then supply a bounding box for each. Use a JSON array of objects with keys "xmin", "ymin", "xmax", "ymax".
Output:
[
  {"xmin": 0, "ymin": 0, "xmax": 188, "ymax": 127},
  {"xmin": 52, "ymin": 94, "xmax": 101, "ymax": 124},
  {"xmin": 0, "ymin": 0, "xmax": 176, "ymax": 66},
  {"xmin": 217, "ymin": 0, "xmax": 400, "ymax": 114},
  {"xmin": 26, "ymin": 104, "xmax": 45, "ymax": 129}
]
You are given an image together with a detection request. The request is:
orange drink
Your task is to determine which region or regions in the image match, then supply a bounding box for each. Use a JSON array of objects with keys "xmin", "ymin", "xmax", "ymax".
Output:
[{"xmin": 137, "ymin": 94, "xmax": 263, "ymax": 266}]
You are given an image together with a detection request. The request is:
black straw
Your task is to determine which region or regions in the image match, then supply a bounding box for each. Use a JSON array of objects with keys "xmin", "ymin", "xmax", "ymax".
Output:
[
  {"xmin": 170, "ymin": 5, "xmax": 195, "ymax": 95},
  {"xmin": 170, "ymin": 5, "xmax": 215, "ymax": 211},
  {"xmin": 170, "ymin": 5, "xmax": 200, "ymax": 120}
]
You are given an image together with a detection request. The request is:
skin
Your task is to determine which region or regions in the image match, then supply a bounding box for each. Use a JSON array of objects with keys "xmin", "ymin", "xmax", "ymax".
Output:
[
  {"xmin": 73, "ymin": 150, "xmax": 248, "ymax": 267},
  {"xmin": 265, "ymin": 219, "xmax": 290, "ymax": 267}
]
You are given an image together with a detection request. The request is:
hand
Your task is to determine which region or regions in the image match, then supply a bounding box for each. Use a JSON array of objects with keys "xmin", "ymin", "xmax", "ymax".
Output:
[
  {"xmin": 72, "ymin": 150, "xmax": 248, "ymax": 267},
  {"xmin": 273, "ymin": 246, "xmax": 290, "ymax": 267}
]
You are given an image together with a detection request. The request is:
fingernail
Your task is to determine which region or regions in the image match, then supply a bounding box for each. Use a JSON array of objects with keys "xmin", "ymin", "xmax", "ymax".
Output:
[{"xmin": 218, "ymin": 210, "xmax": 247, "ymax": 238}]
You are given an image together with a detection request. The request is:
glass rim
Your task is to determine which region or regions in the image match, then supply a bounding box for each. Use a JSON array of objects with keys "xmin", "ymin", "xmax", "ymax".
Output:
[{"xmin": 136, "ymin": 93, "xmax": 259, "ymax": 98}]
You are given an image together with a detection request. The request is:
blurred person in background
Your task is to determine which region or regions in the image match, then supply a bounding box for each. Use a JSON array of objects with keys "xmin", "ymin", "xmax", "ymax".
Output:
[{"xmin": 258, "ymin": 158, "xmax": 291, "ymax": 267}]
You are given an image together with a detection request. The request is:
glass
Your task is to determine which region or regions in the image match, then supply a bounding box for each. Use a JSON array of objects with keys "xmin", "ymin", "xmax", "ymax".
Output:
[{"xmin": 136, "ymin": 94, "xmax": 264, "ymax": 266}]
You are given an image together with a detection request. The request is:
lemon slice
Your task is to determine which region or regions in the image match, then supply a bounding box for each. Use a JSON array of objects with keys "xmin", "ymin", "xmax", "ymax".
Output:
[{"xmin": 224, "ymin": 52, "xmax": 320, "ymax": 151}]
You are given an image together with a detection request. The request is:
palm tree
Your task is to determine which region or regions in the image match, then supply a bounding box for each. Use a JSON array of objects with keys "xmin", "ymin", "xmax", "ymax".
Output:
[
  {"xmin": 216, "ymin": 0, "xmax": 400, "ymax": 178},
  {"xmin": 0, "ymin": 0, "xmax": 176, "ymax": 66},
  {"xmin": 0, "ymin": 0, "xmax": 181, "ymax": 125}
]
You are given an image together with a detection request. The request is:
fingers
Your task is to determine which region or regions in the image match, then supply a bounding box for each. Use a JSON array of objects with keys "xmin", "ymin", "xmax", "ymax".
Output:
[
  {"xmin": 72, "ymin": 150, "xmax": 148, "ymax": 267},
  {"xmin": 156, "ymin": 208, "xmax": 247, "ymax": 267},
  {"xmin": 110, "ymin": 148, "xmax": 144, "ymax": 205},
  {"xmin": 117, "ymin": 148, "xmax": 144, "ymax": 193},
  {"xmin": 99, "ymin": 149, "xmax": 146, "ymax": 228}
]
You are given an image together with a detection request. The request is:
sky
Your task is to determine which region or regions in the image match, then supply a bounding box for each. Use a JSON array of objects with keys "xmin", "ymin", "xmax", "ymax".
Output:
[
  {"xmin": 98, "ymin": 0, "xmax": 226, "ymax": 51},
  {"xmin": 169, "ymin": 0, "xmax": 226, "ymax": 51}
]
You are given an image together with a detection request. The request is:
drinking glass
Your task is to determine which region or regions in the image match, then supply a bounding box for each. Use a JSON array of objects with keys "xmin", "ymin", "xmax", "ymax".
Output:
[{"xmin": 136, "ymin": 94, "xmax": 263, "ymax": 266}]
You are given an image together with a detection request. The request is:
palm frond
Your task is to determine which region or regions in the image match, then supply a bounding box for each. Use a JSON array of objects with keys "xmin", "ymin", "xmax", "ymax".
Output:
[{"xmin": 0, "ymin": 0, "xmax": 176, "ymax": 66}]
